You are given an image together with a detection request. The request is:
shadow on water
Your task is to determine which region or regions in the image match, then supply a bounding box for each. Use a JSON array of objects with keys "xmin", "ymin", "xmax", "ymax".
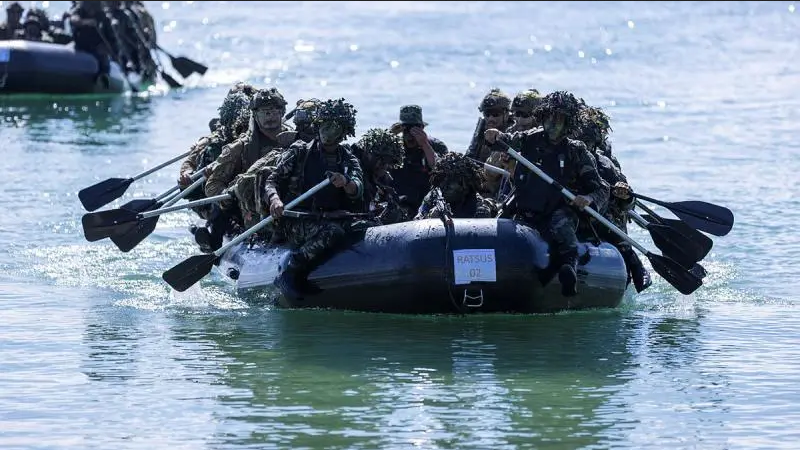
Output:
[
  {"xmin": 180, "ymin": 309, "xmax": 639, "ymax": 449},
  {"xmin": 0, "ymin": 94, "xmax": 156, "ymax": 145}
]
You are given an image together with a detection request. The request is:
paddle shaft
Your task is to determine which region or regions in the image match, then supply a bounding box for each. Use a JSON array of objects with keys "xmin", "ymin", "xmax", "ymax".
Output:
[
  {"xmin": 128, "ymin": 150, "xmax": 193, "ymax": 182},
  {"xmin": 467, "ymin": 156, "xmax": 511, "ymax": 178},
  {"xmin": 502, "ymin": 144, "xmax": 651, "ymax": 256},
  {"xmin": 634, "ymin": 200, "xmax": 663, "ymax": 223},
  {"xmin": 141, "ymin": 192, "xmax": 229, "ymax": 219},
  {"xmin": 212, "ymin": 178, "xmax": 332, "ymax": 258},
  {"xmin": 154, "ymin": 170, "xmax": 205, "ymax": 202},
  {"xmin": 628, "ymin": 208, "xmax": 652, "ymax": 229},
  {"xmin": 634, "ymin": 193, "xmax": 729, "ymax": 226},
  {"xmin": 161, "ymin": 175, "xmax": 205, "ymax": 208}
]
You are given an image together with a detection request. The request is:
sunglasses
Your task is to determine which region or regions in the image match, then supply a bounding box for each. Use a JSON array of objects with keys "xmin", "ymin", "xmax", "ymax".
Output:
[{"xmin": 513, "ymin": 111, "xmax": 532, "ymax": 118}]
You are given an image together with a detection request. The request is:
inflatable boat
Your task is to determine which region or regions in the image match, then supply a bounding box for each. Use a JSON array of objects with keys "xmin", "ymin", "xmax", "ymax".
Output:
[
  {"xmin": 213, "ymin": 217, "xmax": 630, "ymax": 314},
  {"xmin": 0, "ymin": 40, "xmax": 153, "ymax": 95}
]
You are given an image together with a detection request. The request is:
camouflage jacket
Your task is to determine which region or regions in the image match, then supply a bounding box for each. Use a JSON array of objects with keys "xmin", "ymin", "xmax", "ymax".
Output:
[
  {"xmin": 594, "ymin": 150, "xmax": 634, "ymax": 226},
  {"xmin": 179, "ymin": 130, "xmax": 226, "ymax": 175},
  {"xmin": 264, "ymin": 140, "xmax": 364, "ymax": 211},
  {"xmin": 414, "ymin": 189, "xmax": 496, "ymax": 220},
  {"xmin": 230, "ymin": 149, "xmax": 285, "ymax": 228},
  {"xmin": 204, "ymin": 124, "xmax": 289, "ymax": 197},
  {"xmin": 498, "ymin": 129, "xmax": 609, "ymax": 214}
]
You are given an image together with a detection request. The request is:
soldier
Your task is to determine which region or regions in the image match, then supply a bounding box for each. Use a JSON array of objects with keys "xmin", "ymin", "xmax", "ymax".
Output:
[
  {"xmin": 264, "ymin": 98, "xmax": 364, "ymax": 299},
  {"xmin": 350, "ymin": 128, "xmax": 406, "ymax": 225},
  {"xmin": 575, "ymin": 106, "xmax": 652, "ymax": 292},
  {"xmin": 484, "ymin": 88, "xmax": 543, "ymax": 198},
  {"xmin": 277, "ymin": 98, "xmax": 321, "ymax": 147},
  {"xmin": 484, "ymin": 91, "xmax": 610, "ymax": 297},
  {"xmin": 68, "ymin": 1, "xmax": 115, "ymax": 80},
  {"xmin": 0, "ymin": 2, "xmax": 23, "ymax": 40},
  {"xmin": 414, "ymin": 152, "xmax": 497, "ymax": 220},
  {"xmin": 466, "ymin": 88, "xmax": 513, "ymax": 164},
  {"xmin": 387, "ymin": 105, "xmax": 448, "ymax": 218}
]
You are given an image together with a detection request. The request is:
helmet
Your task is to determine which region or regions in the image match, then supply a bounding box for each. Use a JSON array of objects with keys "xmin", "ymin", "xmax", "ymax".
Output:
[
  {"xmin": 314, "ymin": 98, "xmax": 357, "ymax": 138},
  {"xmin": 218, "ymin": 91, "xmax": 251, "ymax": 130},
  {"xmin": 533, "ymin": 90, "xmax": 582, "ymax": 133},
  {"xmin": 249, "ymin": 87, "xmax": 287, "ymax": 111},
  {"xmin": 356, "ymin": 128, "xmax": 404, "ymax": 169},
  {"xmin": 288, "ymin": 98, "xmax": 321, "ymax": 126},
  {"xmin": 479, "ymin": 88, "xmax": 512, "ymax": 112},
  {"xmin": 575, "ymin": 105, "xmax": 613, "ymax": 146},
  {"xmin": 511, "ymin": 89, "xmax": 542, "ymax": 113},
  {"xmin": 429, "ymin": 152, "xmax": 484, "ymax": 192}
]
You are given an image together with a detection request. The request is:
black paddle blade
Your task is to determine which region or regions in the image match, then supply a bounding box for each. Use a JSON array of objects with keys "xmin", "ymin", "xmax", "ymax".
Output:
[
  {"xmin": 78, "ymin": 177, "xmax": 133, "ymax": 212},
  {"xmin": 107, "ymin": 199, "xmax": 163, "ymax": 251},
  {"xmin": 668, "ymin": 201, "xmax": 734, "ymax": 237},
  {"xmin": 162, "ymin": 254, "xmax": 218, "ymax": 292},
  {"xmin": 647, "ymin": 223, "xmax": 706, "ymax": 270},
  {"xmin": 81, "ymin": 207, "xmax": 140, "ymax": 242},
  {"xmin": 642, "ymin": 214, "xmax": 713, "ymax": 260},
  {"xmin": 160, "ymin": 70, "xmax": 183, "ymax": 89},
  {"xmin": 646, "ymin": 252, "xmax": 703, "ymax": 295},
  {"xmin": 171, "ymin": 56, "xmax": 208, "ymax": 77}
]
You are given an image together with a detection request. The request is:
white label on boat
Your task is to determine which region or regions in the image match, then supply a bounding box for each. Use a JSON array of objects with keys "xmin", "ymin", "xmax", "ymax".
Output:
[
  {"xmin": 0, "ymin": 48, "xmax": 9, "ymax": 63},
  {"xmin": 453, "ymin": 249, "xmax": 497, "ymax": 285}
]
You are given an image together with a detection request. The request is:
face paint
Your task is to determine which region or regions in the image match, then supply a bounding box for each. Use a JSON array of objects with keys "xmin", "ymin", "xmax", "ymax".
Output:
[
  {"xmin": 484, "ymin": 109, "xmax": 509, "ymax": 130},
  {"xmin": 543, "ymin": 112, "xmax": 567, "ymax": 142},
  {"xmin": 318, "ymin": 121, "xmax": 343, "ymax": 146},
  {"xmin": 254, "ymin": 107, "xmax": 283, "ymax": 132},
  {"xmin": 441, "ymin": 179, "xmax": 466, "ymax": 204}
]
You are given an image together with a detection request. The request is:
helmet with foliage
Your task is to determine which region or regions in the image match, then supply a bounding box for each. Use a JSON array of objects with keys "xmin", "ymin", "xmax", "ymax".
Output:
[
  {"xmin": 249, "ymin": 87, "xmax": 288, "ymax": 110},
  {"xmin": 314, "ymin": 98, "xmax": 357, "ymax": 138},
  {"xmin": 288, "ymin": 98, "xmax": 321, "ymax": 126},
  {"xmin": 533, "ymin": 90, "xmax": 583, "ymax": 133},
  {"xmin": 429, "ymin": 152, "xmax": 484, "ymax": 192},
  {"xmin": 574, "ymin": 105, "xmax": 613, "ymax": 147},
  {"xmin": 479, "ymin": 88, "xmax": 512, "ymax": 112},
  {"xmin": 511, "ymin": 89, "xmax": 542, "ymax": 114},
  {"xmin": 356, "ymin": 128, "xmax": 404, "ymax": 169}
]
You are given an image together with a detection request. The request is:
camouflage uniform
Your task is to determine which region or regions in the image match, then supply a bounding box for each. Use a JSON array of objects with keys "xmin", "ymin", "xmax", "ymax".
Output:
[
  {"xmin": 264, "ymin": 99, "xmax": 364, "ymax": 298},
  {"xmin": 350, "ymin": 128, "xmax": 407, "ymax": 225},
  {"xmin": 204, "ymin": 87, "xmax": 290, "ymax": 199},
  {"xmin": 495, "ymin": 91, "xmax": 609, "ymax": 297},
  {"xmin": 277, "ymin": 98, "xmax": 321, "ymax": 147},
  {"xmin": 387, "ymin": 105, "xmax": 448, "ymax": 217},
  {"xmin": 466, "ymin": 88, "xmax": 513, "ymax": 164},
  {"xmin": 415, "ymin": 153, "xmax": 496, "ymax": 220},
  {"xmin": 484, "ymin": 89, "xmax": 542, "ymax": 198}
]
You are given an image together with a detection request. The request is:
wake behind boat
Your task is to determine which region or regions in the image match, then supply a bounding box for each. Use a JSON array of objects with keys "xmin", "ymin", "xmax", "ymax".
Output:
[{"xmin": 215, "ymin": 217, "xmax": 630, "ymax": 314}]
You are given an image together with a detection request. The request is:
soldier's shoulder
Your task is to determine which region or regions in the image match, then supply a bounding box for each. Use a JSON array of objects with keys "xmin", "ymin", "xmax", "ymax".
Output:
[
  {"xmin": 429, "ymin": 137, "xmax": 448, "ymax": 154},
  {"xmin": 276, "ymin": 130, "xmax": 299, "ymax": 148}
]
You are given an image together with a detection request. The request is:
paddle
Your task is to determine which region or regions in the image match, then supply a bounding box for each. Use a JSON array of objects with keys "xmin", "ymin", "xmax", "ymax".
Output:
[
  {"xmin": 156, "ymin": 44, "xmax": 208, "ymax": 79},
  {"xmin": 162, "ymin": 177, "xmax": 332, "ymax": 292},
  {"xmin": 496, "ymin": 140, "xmax": 703, "ymax": 295},
  {"xmin": 634, "ymin": 199, "xmax": 713, "ymax": 260},
  {"xmin": 633, "ymin": 193, "xmax": 734, "ymax": 237},
  {"xmin": 82, "ymin": 176, "xmax": 207, "ymax": 250},
  {"xmin": 78, "ymin": 150, "xmax": 193, "ymax": 212},
  {"xmin": 628, "ymin": 209, "xmax": 708, "ymax": 273},
  {"xmin": 467, "ymin": 156, "xmax": 512, "ymax": 179}
]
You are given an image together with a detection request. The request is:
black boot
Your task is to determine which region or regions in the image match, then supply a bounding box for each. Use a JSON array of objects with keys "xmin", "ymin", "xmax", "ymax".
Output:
[
  {"xmin": 558, "ymin": 254, "xmax": 579, "ymax": 297},
  {"xmin": 624, "ymin": 250, "xmax": 652, "ymax": 293},
  {"xmin": 191, "ymin": 225, "xmax": 215, "ymax": 253}
]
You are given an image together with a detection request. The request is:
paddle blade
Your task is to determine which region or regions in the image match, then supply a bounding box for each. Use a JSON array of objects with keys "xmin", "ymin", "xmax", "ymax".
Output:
[
  {"xmin": 162, "ymin": 254, "xmax": 218, "ymax": 292},
  {"xmin": 648, "ymin": 223, "xmax": 706, "ymax": 270},
  {"xmin": 669, "ymin": 201, "xmax": 734, "ymax": 237},
  {"xmin": 81, "ymin": 207, "xmax": 140, "ymax": 242},
  {"xmin": 107, "ymin": 199, "xmax": 164, "ymax": 251},
  {"xmin": 646, "ymin": 252, "xmax": 703, "ymax": 295},
  {"xmin": 171, "ymin": 56, "xmax": 208, "ymax": 77},
  {"xmin": 78, "ymin": 177, "xmax": 133, "ymax": 212},
  {"xmin": 160, "ymin": 70, "xmax": 183, "ymax": 89},
  {"xmin": 642, "ymin": 214, "xmax": 713, "ymax": 260}
]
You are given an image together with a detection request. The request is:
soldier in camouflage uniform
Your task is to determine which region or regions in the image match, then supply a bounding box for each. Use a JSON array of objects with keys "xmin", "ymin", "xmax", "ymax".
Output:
[
  {"xmin": 387, "ymin": 105, "xmax": 448, "ymax": 218},
  {"xmin": 484, "ymin": 88, "xmax": 543, "ymax": 198},
  {"xmin": 575, "ymin": 106, "xmax": 652, "ymax": 292},
  {"xmin": 466, "ymin": 88, "xmax": 513, "ymax": 164},
  {"xmin": 265, "ymin": 98, "xmax": 364, "ymax": 299},
  {"xmin": 350, "ymin": 128, "xmax": 407, "ymax": 225},
  {"xmin": 277, "ymin": 98, "xmax": 321, "ymax": 147},
  {"xmin": 0, "ymin": 2, "xmax": 23, "ymax": 40},
  {"xmin": 414, "ymin": 152, "xmax": 497, "ymax": 220},
  {"xmin": 484, "ymin": 91, "xmax": 610, "ymax": 297}
]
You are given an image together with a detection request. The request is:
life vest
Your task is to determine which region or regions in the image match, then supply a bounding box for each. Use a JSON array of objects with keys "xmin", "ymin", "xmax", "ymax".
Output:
[
  {"xmin": 514, "ymin": 140, "xmax": 571, "ymax": 216},
  {"xmin": 299, "ymin": 145, "xmax": 348, "ymax": 212}
]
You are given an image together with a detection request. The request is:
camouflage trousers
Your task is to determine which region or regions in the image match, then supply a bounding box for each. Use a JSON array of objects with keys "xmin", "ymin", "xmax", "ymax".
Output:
[
  {"xmin": 280, "ymin": 218, "xmax": 348, "ymax": 265},
  {"xmin": 518, "ymin": 206, "xmax": 580, "ymax": 263},
  {"xmin": 583, "ymin": 211, "xmax": 632, "ymax": 253}
]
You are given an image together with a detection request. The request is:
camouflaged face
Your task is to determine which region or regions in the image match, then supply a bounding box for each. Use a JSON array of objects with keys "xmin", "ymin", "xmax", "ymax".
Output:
[
  {"xmin": 218, "ymin": 91, "xmax": 251, "ymax": 130},
  {"xmin": 511, "ymin": 89, "xmax": 542, "ymax": 113},
  {"xmin": 479, "ymin": 88, "xmax": 512, "ymax": 112},
  {"xmin": 357, "ymin": 128, "xmax": 405, "ymax": 169},
  {"xmin": 533, "ymin": 90, "xmax": 582, "ymax": 133},
  {"xmin": 314, "ymin": 98, "xmax": 357, "ymax": 138},
  {"xmin": 573, "ymin": 105, "xmax": 613, "ymax": 146},
  {"xmin": 249, "ymin": 87, "xmax": 288, "ymax": 111},
  {"xmin": 429, "ymin": 152, "xmax": 485, "ymax": 191}
]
